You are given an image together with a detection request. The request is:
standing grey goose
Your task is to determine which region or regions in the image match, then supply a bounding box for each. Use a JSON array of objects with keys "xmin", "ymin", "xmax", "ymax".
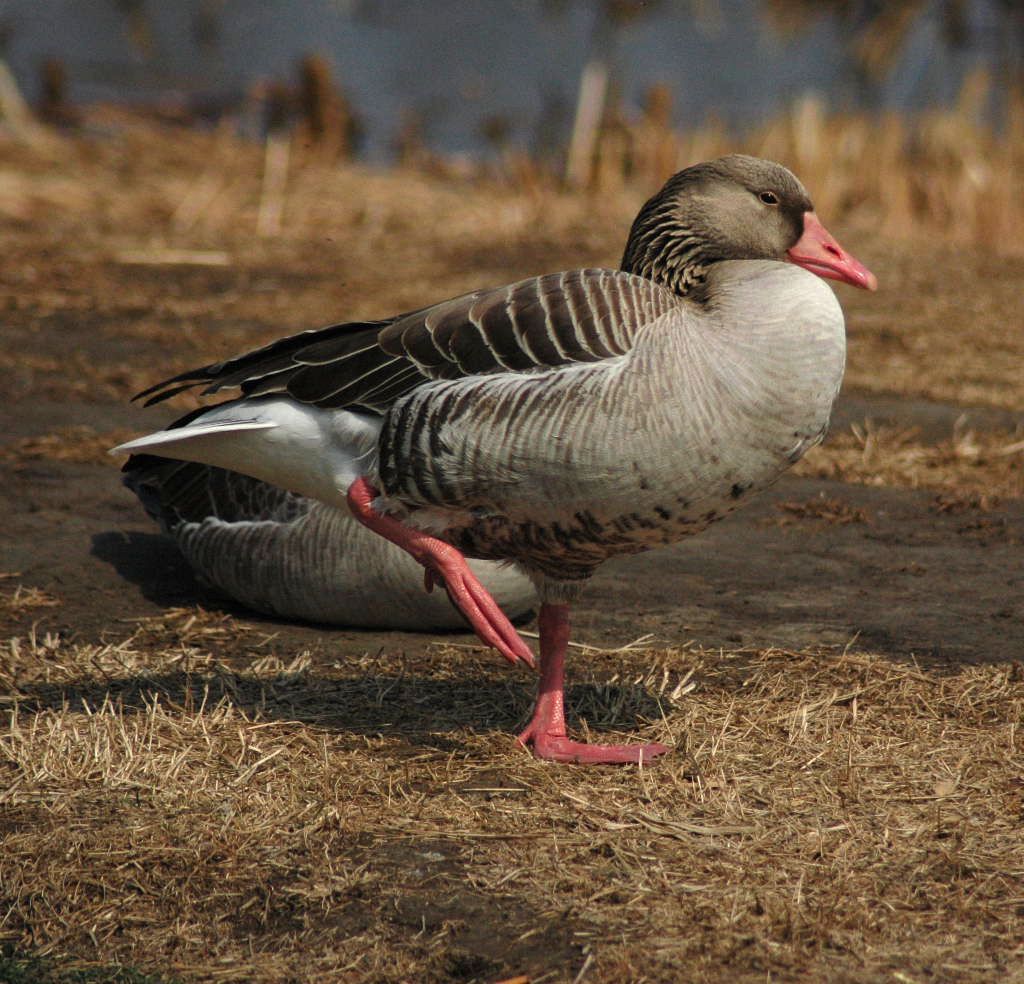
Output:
[
  {"xmin": 123, "ymin": 457, "xmax": 537, "ymax": 629},
  {"xmin": 114, "ymin": 155, "xmax": 876, "ymax": 764}
]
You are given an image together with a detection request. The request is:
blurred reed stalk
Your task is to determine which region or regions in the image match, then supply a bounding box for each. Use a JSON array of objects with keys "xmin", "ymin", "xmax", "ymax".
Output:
[
  {"xmin": 577, "ymin": 68, "xmax": 1024, "ymax": 253},
  {"xmin": 257, "ymin": 131, "xmax": 290, "ymax": 237}
]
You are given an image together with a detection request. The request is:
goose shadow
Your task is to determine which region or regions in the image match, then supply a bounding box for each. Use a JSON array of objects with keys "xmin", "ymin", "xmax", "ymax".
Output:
[
  {"xmin": 10, "ymin": 670, "xmax": 667, "ymax": 750},
  {"xmin": 83, "ymin": 532, "xmax": 658, "ymax": 746},
  {"xmin": 90, "ymin": 530, "xmax": 229, "ymax": 610}
]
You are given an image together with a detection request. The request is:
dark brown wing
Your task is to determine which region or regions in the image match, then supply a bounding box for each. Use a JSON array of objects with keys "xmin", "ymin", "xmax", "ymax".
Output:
[
  {"xmin": 133, "ymin": 318, "xmax": 395, "ymax": 408},
  {"xmin": 133, "ymin": 269, "xmax": 677, "ymax": 414}
]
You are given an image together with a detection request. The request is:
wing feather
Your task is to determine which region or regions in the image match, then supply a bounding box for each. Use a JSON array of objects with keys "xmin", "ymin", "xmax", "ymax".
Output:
[{"xmin": 132, "ymin": 270, "xmax": 678, "ymax": 415}]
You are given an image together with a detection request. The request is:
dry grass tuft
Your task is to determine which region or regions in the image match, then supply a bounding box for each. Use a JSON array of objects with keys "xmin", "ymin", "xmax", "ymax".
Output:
[
  {"xmin": 1, "ymin": 585, "xmax": 61, "ymax": 615},
  {"xmin": 771, "ymin": 495, "xmax": 871, "ymax": 527},
  {"xmin": 797, "ymin": 420, "xmax": 1024, "ymax": 501},
  {"xmin": 2, "ymin": 611, "xmax": 1022, "ymax": 982}
]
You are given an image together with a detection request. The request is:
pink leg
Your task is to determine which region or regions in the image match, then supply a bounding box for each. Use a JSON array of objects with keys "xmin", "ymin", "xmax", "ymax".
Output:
[
  {"xmin": 346, "ymin": 477, "xmax": 535, "ymax": 669},
  {"xmin": 517, "ymin": 604, "xmax": 671, "ymax": 764}
]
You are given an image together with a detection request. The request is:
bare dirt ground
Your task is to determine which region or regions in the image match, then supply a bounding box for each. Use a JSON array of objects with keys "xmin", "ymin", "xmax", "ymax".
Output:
[{"xmin": 1, "ymin": 124, "xmax": 1022, "ymax": 982}]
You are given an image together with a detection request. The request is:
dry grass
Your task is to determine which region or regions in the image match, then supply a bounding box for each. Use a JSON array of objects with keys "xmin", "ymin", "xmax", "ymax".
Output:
[
  {"xmin": 797, "ymin": 420, "xmax": 1024, "ymax": 503},
  {"xmin": 769, "ymin": 496, "xmax": 871, "ymax": 527},
  {"xmin": 1, "ymin": 610, "xmax": 1022, "ymax": 983},
  {"xmin": 592, "ymin": 75, "xmax": 1024, "ymax": 256},
  {"xmin": 0, "ymin": 585, "xmax": 61, "ymax": 615}
]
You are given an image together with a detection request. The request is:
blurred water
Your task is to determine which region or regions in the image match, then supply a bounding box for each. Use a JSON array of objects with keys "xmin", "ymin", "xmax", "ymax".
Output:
[{"xmin": 0, "ymin": 0, "xmax": 1010, "ymax": 159}]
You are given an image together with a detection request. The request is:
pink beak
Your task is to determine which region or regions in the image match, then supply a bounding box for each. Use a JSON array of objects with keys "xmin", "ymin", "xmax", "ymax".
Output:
[{"xmin": 787, "ymin": 212, "xmax": 877, "ymax": 291}]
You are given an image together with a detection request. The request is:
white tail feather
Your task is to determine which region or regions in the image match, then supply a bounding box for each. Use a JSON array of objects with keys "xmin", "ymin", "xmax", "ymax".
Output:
[
  {"xmin": 111, "ymin": 420, "xmax": 276, "ymax": 457},
  {"xmin": 111, "ymin": 398, "xmax": 383, "ymax": 508}
]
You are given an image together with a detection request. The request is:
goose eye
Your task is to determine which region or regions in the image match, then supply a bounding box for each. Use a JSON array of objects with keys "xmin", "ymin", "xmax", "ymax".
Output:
[{"xmin": 759, "ymin": 191, "xmax": 779, "ymax": 205}]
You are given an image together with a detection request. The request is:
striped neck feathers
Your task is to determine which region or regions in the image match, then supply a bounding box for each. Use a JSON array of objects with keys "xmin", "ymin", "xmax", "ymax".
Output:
[
  {"xmin": 619, "ymin": 211, "xmax": 714, "ymax": 300},
  {"xmin": 619, "ymin": 157, "xmax": 811, "ymax": 303}
]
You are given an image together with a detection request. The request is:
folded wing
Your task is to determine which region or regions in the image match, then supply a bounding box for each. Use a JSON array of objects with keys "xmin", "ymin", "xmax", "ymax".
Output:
[{"xmin": 133, "ymin": 269, "xmax": 678, "ymax": 414}]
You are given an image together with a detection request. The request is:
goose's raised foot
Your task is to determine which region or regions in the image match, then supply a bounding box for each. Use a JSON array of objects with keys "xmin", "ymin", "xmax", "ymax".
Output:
[
  {"xmin": 346, "ymin": 477, "xmax": 535, "ymax": 669},
  {"xmin": 516, "ymin": 721, "xmax": 670, "ymax": 765}
]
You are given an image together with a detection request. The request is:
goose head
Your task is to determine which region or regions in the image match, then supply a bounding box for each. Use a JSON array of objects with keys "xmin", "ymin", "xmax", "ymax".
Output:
[{"xmin": 620, "ymin": 154, "xmax": 877, "ymax": 297}]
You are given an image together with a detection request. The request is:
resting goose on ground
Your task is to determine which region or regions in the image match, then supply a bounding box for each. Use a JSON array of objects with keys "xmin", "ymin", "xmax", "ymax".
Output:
[
  {"xmin": 123, "ymin": 457, "xmax": 537, "ymax": 629},
  {"xmin": 114, "ymin": 154, "xmax": 876, "ymax": 764}
]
